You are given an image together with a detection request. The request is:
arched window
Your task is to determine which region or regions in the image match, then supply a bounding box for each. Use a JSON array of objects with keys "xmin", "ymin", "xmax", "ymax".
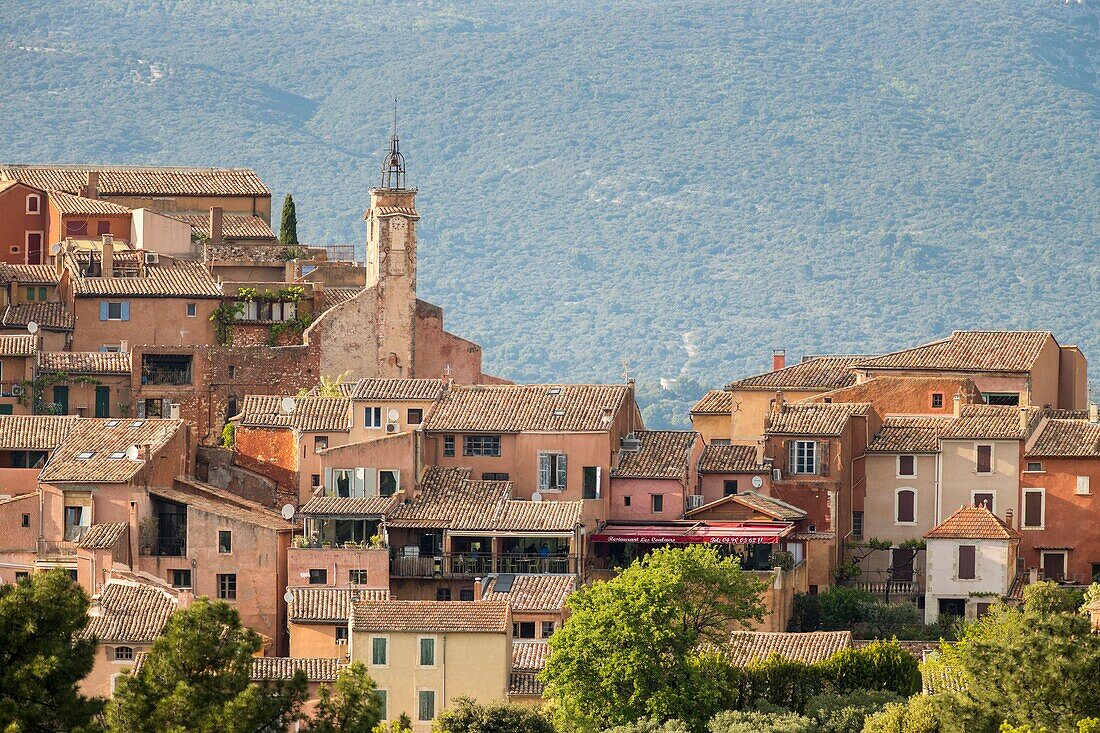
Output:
[
  {"xmin": 114, "ymin": 646, "xmax": 134, "ymax": 661},
  {"xmin": 895, "ymin": 489, "xmax": 916, "ymax": 524}
]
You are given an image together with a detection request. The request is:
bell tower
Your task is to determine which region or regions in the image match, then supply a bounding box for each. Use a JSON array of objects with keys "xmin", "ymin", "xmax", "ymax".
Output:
[{"xmin": 365, "ymin": 101, "xmax": 420, "ymax": 378}]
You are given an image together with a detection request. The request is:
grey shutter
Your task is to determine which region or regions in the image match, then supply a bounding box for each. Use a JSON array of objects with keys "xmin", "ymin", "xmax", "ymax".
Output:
[
  {"xmin": 556, "ymin": 454, "xmax": 568, "ymax": 490},
  {"xmin": 323, "ymin": 467, "xmax": 333, "ymax": 496},
  {"xmin": 538, "ymin": 454, "xmax": 550, "ymax": 490},
  {"xmin": 786, "ymin": 440, "xmax": 794, "ymax": 474},
  {"xmin": 353, "ymin": 468, "xmax": 366, "ymax": 497},
  {"xmin": 818, "ymin": 441, "xmax": 830, "ymax": 476}
]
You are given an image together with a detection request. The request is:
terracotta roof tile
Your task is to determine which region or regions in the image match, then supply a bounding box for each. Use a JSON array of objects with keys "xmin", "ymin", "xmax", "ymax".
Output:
[
  {"xmin": 925, "ymin": 504, "xmax": 1020, "ymax": 540},
  {"xmin": 39, "ymin": 418, "xmax": 183, "ymax": 483},
  {"xmin": 321, "ymin": 287, "xmax": 366, "ymax": 313},
  {"xmin": 483, "ymin": 574, "xmax": 575, "ymax": 612},
  {"xmin": 152, "ymin": 478, "xmax": 294, "ymax": 532},
  {"xmin": 38, "ymin": 350, "xmax": 131, "ymax": 375},
  {"xmin": 1027, "ymin": 419, "xmax": 1100, "ymax": 458},
  {"xmin": 351, "ymin": 599, "xmax": 509, "ymax": 633},
  {"xmin": 48, "ymin": 190, "xmax": 131, "ymax": 215},
  {"xmin": 425, "ymin": 384, "xmax": 628, "ymax": 433},
  {"xmin": 0, "ymin": 334, "xmax": 37, "ymax": 356},
  {"xmin": 287, "ymin": 587, "xmax": 389, "ymax": 623},
  {"xmin": 867, "ymin": 417, "xmax": 951, "ymax": 453},
  {"xmin": 168, "ymin": 213, "xmax": 276, "ymax": 240},
  {"xmin": 855, "ymin": 331, "xmax": 1052, "ymax": 373},
  {"xmin": 1, "ymin": 165, "xmax": 269, "ymax": 196},
  {"xmin": 512, "ymin": 640, "xmax": 550, "ymax": 671},
  {"xmin": 725, "ymin": 630, "xmax": 853, "ymax": 666},
  {"xmin": 698, "ymin": 444, "xmax": 768, "ymax": 473},
  {"xmin": 686, "ymin": 491, "xmax": 806, "ymax": 521},
  {"xmin": 726, "ymin": 356, "xmax": 872, "ymax": 391},
  {"xmin": 509, "ymin": 673, "xmax": 545, "ymax": 696},
  {"xmin": 940, "ymin": 405, "xmax": 1028, "ymax": 440},
  {"xmin": 84, "ymin": 580, "xmax": 177, "ymax": 643},
  {"xmin": 766, "ymin": 403, "xmax": 870, "ymax": 436},
  {"xmin": 0, "ymin": 415, "xmax": 77, "ymax": 450},
  {"xmin": 300, "ymin": 494, "xmax": 394, "ymax": 516},
  {"xmin": 374, "ymin": 206, "xmax": 419, "ymax": 217},
  {"xmin": 238, "ymin": 395, "xmax": 350, "ymax": 432},
  {"xmin": 350, "ymin": 378, "xmax": 446, "ymax": 401},
  {"xmin": 611, "ymin": 430, "xmax": 697, "ymax": 479},
  {"xmin": 76, "ymin": 522, "xmax": 128, "ymax": 549},
  {"xmin": 2, "ymin": 264, "xmax": 60, "ymax": 284},
  {"xmin": 2, "ymin": 302, "xmax": 74, "ymax": 331},
  {"xmin": 691, "ymin": 390, "xmax": 733, "ymax": 414},
  {"xmin": 250, "ymin": 657, "xmax": 345, "ymax": 682},
  {"xmin": 70, "ymin": 261, "xmax": 221, "ymax": 298}
]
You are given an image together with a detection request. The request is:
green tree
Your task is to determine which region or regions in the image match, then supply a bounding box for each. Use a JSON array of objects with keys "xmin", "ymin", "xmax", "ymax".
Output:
[
  {"xmin": 107, "ymin": 599, "xmax": 307, "ymax": 732},
  {"xmin": 1021, "ymin": 580, "xmax": 1083, "ymax": 617},
  {"xmin": 707, "ymin": 710, "xmax": 819, "ymax": 733},
  {"xmin": 373, "ymin": 713, "xmax": 413, "ymax": 733},
  {"xmin": 280, "ymin": 193, "xmax": 299, "ymax": 245},
  {"xmin": 804, "ymin": 690, "xmax": 901, "ymax": 733},
  {"xmin": 820, "ymin": 641, "xmax": 921, "ymax": 697},
  {"xmin": 0, "ymin": 569, "xmax": 104, "ymax": 733},
  {"xmin": 542, "ymin": 546, "xmax": 767, "ymax": 732},
  {"xmin": 860, "ymin": 696, "xmax": 947, "ymax": 733},
  {"xmin": 604, "ymin": 721, "xmax": 691, "ymax": 733},
  {"xmin": 432, "ymin": 697, "xmax": 556, "ymax": 733},
  {"xmin": 305, "ymin": 662, "xmax": 383, "ymax": 733}
]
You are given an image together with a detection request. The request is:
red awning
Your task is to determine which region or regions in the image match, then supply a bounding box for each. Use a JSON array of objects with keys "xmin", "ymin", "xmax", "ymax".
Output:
[{"xmin": 589, "ymin": 522, "xmax": 793, "ymax": 545}]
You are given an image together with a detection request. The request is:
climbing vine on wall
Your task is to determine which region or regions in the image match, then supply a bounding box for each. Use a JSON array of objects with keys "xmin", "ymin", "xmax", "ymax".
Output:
[{"xmin": 18, "ymin": 372, "xmax": 102, "ymax": 415}]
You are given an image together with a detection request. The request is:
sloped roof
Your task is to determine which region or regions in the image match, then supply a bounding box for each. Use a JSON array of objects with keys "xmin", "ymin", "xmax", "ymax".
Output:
[
  {"xmin": 725, "ymin": 630, "xmax": 853, "ymax": 666},
  {"xmin": 351, "ymin": 600, "xmax": 509, "ymax": 633},
  {"xmin": 152, "ymin": 478, "xmax": 294, "ymax": 532},
  {"xmin": 48, "ymin": 189, "xmax": 131, "ymax": 215},
  {"xmin": 320, "ymin": 287, "xmax": 366, "ymax": 313},
  {"xmin": 237, "ymin": 395, "xmax": 350, "ymax": 432},
  {"xmin": 387, "ymin": 467, "xmax": 583, "ymax": 532},
  {"xmin": 300, "ymin": 494, "xmax": 394, "ymax": 516},
  {"xmin": 70, "ymin": 261, "xmax": 221, "ymax": 298},
  {"xmin": 611, "ymin": 430, "xmax": 697, "ymax": 479},
  {"xmin": 685, "ymin": 491, "xmax": 806, "ymax": 521},
  {"xmin": 855, "ymin": 331, "xmax": 1052, "ymax": 373},
  {"xmin": 726, "ymin": 356, "xmax": 871, "ymax": 391},
  {"xmin": 691, "ymin": 389, "xmax": 733, "ymax": 414},
  {"xmin": 287, "ymin": 587, "xmax": 390, "ymax": 624},
  {"xmin": 39, "ymin": 418, "xmax": 183, "ymax": 483},
  {"xmin": 350, "ymin": 378, "xmax": 446, "ymax": 401},
  {"xmin": 2, "ymin": 302, "xmax": 74, "ymax": 331},
  {"xmin": 483, "ymin": 574, "xmax": 575, "ymax": 612},
  {"xmin": 168, "ymin": 213, "xmax": 275, "ymax": 240},
  {"xmin": 2, "ymin": 264, "xmax": 60, "ymax": 284},
  {"xmin": 940, "ymin": 405, "xmax": 1028, "ymax": 440},
  {"xmin": 766, "ymin": 403, "xmax": 871, "ymax": 436},
  {"xmin": 512, "ymin": 640, "xmax": 550, "ymax": 672},
  {"xmin": 1027, "ymin": 419, "xmax": 1100, "ymax": 458},
  {"xmin": 925, "ymin": 504, "xmax": 1020, "ymax": 540},
  {"xmin": 250, "ymin": 657, "xmax": 345, "ymax": 682},
  {"xmin": 37, "ymin": 350, "xmax": 131, "ymax": 375},
  {"xmin": 698, "ymin": 444, "xmax": 768, "ymax": 473},
  {"xmin": 866, "ymin": 416, "xmax": 951, "ymax": 453},
  {"xmin": 0, "ymin": 415, "xmax": 77, "ymax": 450},
  {"xmin": 76, "ymin": 522, "xmax": 128, "ymax": 550},
  {"xmin": 424, "ymin": 384, "xmax": 628, "ymax": 433},
  {"xmin": 84, "ymin": 580, "xmax": 177, "ymax": 643},
  {"xmin": 0, "ymin": 165, "xmax": 270, "ymax": 196},
  {"xmin": 0, "ymin": 334, "xmax": 37, "ymax": 356}
]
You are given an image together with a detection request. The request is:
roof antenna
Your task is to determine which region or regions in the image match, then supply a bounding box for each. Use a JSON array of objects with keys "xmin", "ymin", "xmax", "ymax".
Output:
[{"xmin": 380, "ymin": 98, "xmax": 406, "ymax": 190}]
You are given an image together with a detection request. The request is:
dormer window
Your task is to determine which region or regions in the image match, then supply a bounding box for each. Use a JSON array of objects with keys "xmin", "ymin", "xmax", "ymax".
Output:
[
  {"xmin": 546, "ymin": 387, "xmax": 562, "ymax": 396},
  {"xmin": 26, "ymin": 194, "xmax": 40, "ymax": 214},
  {"xmin": 76, "ymin": 451, "xmax": 95, "ymax": 460}
]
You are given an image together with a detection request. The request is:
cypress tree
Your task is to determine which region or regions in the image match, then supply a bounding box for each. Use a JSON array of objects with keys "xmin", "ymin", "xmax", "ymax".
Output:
[{"xmin": 279, "ymin": 193, "xmax": 299, "ymax": 245}]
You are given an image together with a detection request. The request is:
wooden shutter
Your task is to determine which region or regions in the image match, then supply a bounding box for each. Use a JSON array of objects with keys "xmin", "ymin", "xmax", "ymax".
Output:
[
  {"xmin": 1024, "ymin": 491, "xmax": 1043, "ymax": 528},
  {"xmin": 958, "ymin": 545, "xmax": 976, "ymax": 580},
  {"xmin": 977, "ymin": 445, "xmax": 992, "ymax": 473},
  {"xmin": 538, "ymin": 453, "xmax": 551, "ymax": 490},
  {"xmin": 556, "ymin": 454, "xmax": 568, "ymax": 490},
  {"xmin": 818, "ymin": 441, "xmax": 830, "ymax": 476},
  {"xmin": 897, "ymin": 490, "xmax": 915, "ymax": 523},
  {"xmin": 785, "ymin": 440, "xmax": 794, "ymax": 474}
]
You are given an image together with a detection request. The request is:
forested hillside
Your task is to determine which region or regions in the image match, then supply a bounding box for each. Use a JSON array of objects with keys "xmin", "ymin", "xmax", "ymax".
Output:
[{"xmin": 1, "ymin": 1, "xmax": 1096, "ymax": 426}]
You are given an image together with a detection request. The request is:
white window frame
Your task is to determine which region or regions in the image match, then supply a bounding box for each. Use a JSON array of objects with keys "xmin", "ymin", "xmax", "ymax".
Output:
[
  {"xmin": 417, "ymin": 688, "xmax": 436, "ymax": 722},
  {"xmin": 791, "ymin": 440, "xmax": 817, "ymax": 474},
  {"xmin": 538, "ymin": 451, "xmax": 567, "ymax": 492},
  {"xmin": 894, "ymin": 487, "xmax": 917, "ymax": 525},
  {"xmin": 186, "ymin": 302, "xmax": 197, "ymax": 318},
  {"xmin": 364, "ymin": 406, "xmax": 382, "ymax": 429},
  {"xmin": 970, "ymin": 491, "xmax": 995, "ymax": 514},
  {"xmin": 974, "ymin": 443, "xmax": 995, "ymax": 475},
  {"xmin": 1041, "ymin": 550, "xmax": 1068, "ymax": 580},
  {"xmin": 1076, "ymin": 476, "xmax": 1091, "ymax": 496},
  {"xmin": 217, "ymin": 529, "xmax": 232, "ymax": 554},
  {"xmin": 956, "ymin": 544, "xmax": 978, "ymax": 581},
  {"xmin": 370, "ymin": 634, "xmax": 389, "ymax": 667},
  {"xmin": 1021, "ymin": 488, "xmax": 1045, "ymax": 530},
  {"xmin": 377, "ymin": 468, "xmax": 399, "ymax": 496},
  {"xmin": 1024, "ymin": 461, "xmax": 1044, "ymax": 473},
  {"xmin": 25, "ymin": 194, "xmax": 40, "ymax": 214},
  {"xmin": 417, "ymin": 635, "xmax": 437, "ymax": 668},
  {"xmin": 896, "ymin": 454, "xmax": 916, "ymax": 478},
  {"xmin": 106, "ymin": 301, "xmax": 124, "ymax": 321}
]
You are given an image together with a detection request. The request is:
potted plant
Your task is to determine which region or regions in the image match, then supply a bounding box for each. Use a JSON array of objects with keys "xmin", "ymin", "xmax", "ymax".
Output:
[{"xmin": 139, "ymin": 516, "xmax": 158, "ymax": 555}]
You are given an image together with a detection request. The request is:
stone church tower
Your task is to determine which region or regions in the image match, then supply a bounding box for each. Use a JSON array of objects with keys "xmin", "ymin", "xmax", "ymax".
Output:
[{"xmin": 364, "ymin": 117, "xmax": 419, "ymax": 378}]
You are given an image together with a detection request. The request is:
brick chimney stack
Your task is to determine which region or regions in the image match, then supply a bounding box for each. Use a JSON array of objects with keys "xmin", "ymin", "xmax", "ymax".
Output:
[
  {"xmin": 1090, "ymin": 403, "xmax": 1099, "ymax": 424},
  {"xmin": 209, "ymin": 206, "xmax": 224, "ymax": 247},
  {"xmin": 83, "ymin": 171, "xmax": 99, "ymax": 199},
  {"xmin": 101, "ymin": 235, "xmax": 114, "ymax": 278},
  {"xmin": 772, "ymin": 349, "xmax": 786, "ymax": 372},
  {"xmin": 953, "ymin": 392, "xmax": 963, "ymax": 419},
  {"xmin": 1005, "ymin": 508, "xmax": 1014, "ymax": 529}
]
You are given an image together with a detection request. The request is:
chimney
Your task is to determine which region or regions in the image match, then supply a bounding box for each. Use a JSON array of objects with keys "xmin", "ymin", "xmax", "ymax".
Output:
[
  {"xmin": 209, "ymin": 206, "xmax": 224, "ymax": 247},
  {"xmin": 1005, "ymin": 508, "xmax": 1014, "ymax": 529},
  {"xmin": 83, "ymin": 171, "xmax": 99, "ymax": 199},
  {"xmin": 1028, "ymin": 567, "xmax": 1039, "ymax": 584},
  {"xmin": 1090, "ymin": 403, "xmax": 1099, "ymax": 425},
  {"xmin": 1019, "ymin": 406, "xmax": 1030, "ymax": 435},
  {"xmin": 755, "ymin": 441, "xmax": 766, "ymax": 467},
  {"xmin": 772, "ymin": 349, "xmax": 786, "ymax": 372},
  {"xmin": 953, "ymin": 392, "xmax": 962, "ymax": 419},
  {"xmin": 772, "ymin": 391, "xmax": 785, "ymax": 414},
  {"xmin": 473, "ymin": 578, "xmax": 483, "ymax": 601},
  {"xmin": 101, "ymin": 235, "xmax": 114, "ymax": 279}
]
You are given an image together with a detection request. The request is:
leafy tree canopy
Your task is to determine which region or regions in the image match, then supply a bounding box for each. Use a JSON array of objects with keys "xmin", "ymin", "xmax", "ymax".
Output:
[
  {"xmin": 305, "ymin": 661, "xmax": 384, "ymax": 733},
  {"xmin": 433, "ymin": 697, "xmax": 556, "ymax": 733}
]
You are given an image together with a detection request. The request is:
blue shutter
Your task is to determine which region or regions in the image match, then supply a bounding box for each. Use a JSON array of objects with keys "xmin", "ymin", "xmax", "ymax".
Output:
[
  {"xmin": 99, "ymin": 301, "xmax": 108, "ymax": 320},
  {"xmin": 120, "ymin": 302, "xmax": 130, "ymax": 321}
]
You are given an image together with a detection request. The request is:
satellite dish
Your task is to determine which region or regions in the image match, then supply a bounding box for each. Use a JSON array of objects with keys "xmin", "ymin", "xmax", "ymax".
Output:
[
  {"xmin": 125, "ymin": 445, "xmax": 140, "ymax": 461},
  {"xmin": 752, "ymin": 475, "xmax": 764, "ymax": 489},
  {"xmin": 387, "ymin": 409, "xmax": 399, "ymax": 422},
  {"xmin": 283, "ymin": 590, "xmax": 294, "ymax": 604},
  {"xmin": 280, "ymin": 504, "xmax": 295, "ymax": 521},
  {"xmin": 280, "ymin": 397, "xmax": 296, "ymax": 414},
  {"xmin": 26, "ymin": 321, "xmax": 38, "ymax": 334},
  {"xmin": 531, "ymin": 492, "xmax": 543, "ymax": 502},
  {"xmin": 50, "ymin": 242, "xmax": 62, "ymax": 255}
]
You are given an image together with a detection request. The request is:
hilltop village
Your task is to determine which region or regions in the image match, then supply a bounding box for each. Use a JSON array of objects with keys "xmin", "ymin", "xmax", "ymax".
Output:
[{"xmin": 0, "ymin": 139, "xmax": 1096, "ymax": 729}]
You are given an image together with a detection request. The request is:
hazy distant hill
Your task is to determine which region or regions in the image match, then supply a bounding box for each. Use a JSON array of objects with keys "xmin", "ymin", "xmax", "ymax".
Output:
[{"xmin": 1, "ymin": 1, "xmax": 1096, "ymax": 426}]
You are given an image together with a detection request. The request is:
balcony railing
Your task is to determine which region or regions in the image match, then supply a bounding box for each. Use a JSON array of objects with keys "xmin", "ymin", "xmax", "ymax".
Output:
[
  {"xmin": 141, "ymin": 367, "xmax": 192, "ymax": 386},
  {"xmin": 37, "ymin": 539, "xmax": 76, "ymax": 558},
  {"xmin": 151, "ymin": 536, "xmax": 186, "ymax": 556},
  {"xmin": 389, "ymin": 552, "xmax": 578, "ymax": 578},
  {"xmin": 843, "ymin": 579, "xmax": 923, "ymax": 597}
]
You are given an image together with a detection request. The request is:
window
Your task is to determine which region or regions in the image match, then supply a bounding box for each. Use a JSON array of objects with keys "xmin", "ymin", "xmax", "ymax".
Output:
[
  {"xmin": 96, "ymin": 220, "xmax": 111, "ymax": 236},
  {"xmin": 541, "ymin": 621, "xmax": 555, "ymax": 638},
  {"xmin": 371, "ymin": 636, "xmax": 388, "ymax": 666},
  {"xmin": 418, "ymin": 637, "xmax": 435, "ymax": 666},
  {"xmin": 976, "ymin": 444, "xmax": 993, "ymax": 474},
  {"xmin": 711, "ymin": 439, "xmax": 731, "ymax": 446},
  {"xmin": 897, "ymin": 455, "xmax": 915, "ymax": 477},
  {"xmin": 378, "ymin": 469, "xmax": 399, "ymax": 496},
  {"xmin": 892, "ymin": 548, "xmax": 916, "ymax": 582},
  {"xmin": 1026, "ymin": 461, "xmax": 1043, "ymax": 473},
  {"xmin": 21, "ymin": 513, "xmax": 29, "ymax": 528},
  {"xmin": 1077, "ymin": 476, "xmax": 1092, "ymax": 496},
  {"xmin": 186, "ymin": 302, "xmax": 197, "ymax": 317},
  {"xmin": 335, "ymin": 626, "xmax": 349, "ymax": 644},
  {"xmin": 651, "ymin": 494, "xmax": 664, "ymax": 513},
  {"xmin": 349, "ymin": 569, "xmax": 369, "ymax": 584},
  {"xmin": 583, "ymin": 466, "xmax": 600, "ymax": 499},
  {"xmin": 790, "ymin": 440, "xmax": 818, "ymax": 474},
  {"xmin": 442, "ymin": 435, "xmax": 455, "ymax": 457},
  {"xmin": 217, "ymin": 574, "xmax": 236, "ymax": 600},
  {"xmin": 170, "ymin": 569, "xmax": 192, "ymax": 589},
  {"xmin": 417, "ymin": 690, "xmax": 435, "ymax": 722},
  {"xmin": 76, "ymin": 451, "xmax": 95, "ymax": 460},
  {"xmin": 407, "ymin": 408, "xmax": 423, "ymax": 424},
  {"xmin": 26, "ymin": 286, "xmax": 48, "ymax": 301},
  {"xmin": 976, "ymin": 602, "xmax": 992, "ymax": 617},
  {"xmin": 514, "ymin": 621, "xmax": 536, "ymax": 638},
  {"xmin": 931, "ymin": 393, "xmax": 944, "ymax": 409},
  {"xmin": 482, "ymin": 472, "xmax": 510, "ymax": 481},
  {"xmin": 464, "ymin": 435, "xmax": 501, "ymax": 457},
  {"xmin": 311, "ymin": 474, "xmax": 321, "ymax": 488},
  {"xmin": 104, "ymin": 301, "xmax": 125, "ymax": 321},
  {"xmin": 309, "ymin": 568, "xmax": 328, "ymax": 585},
  {"xmin": 958, "ymin": 545, "xmax": 976, "ymax": 580},
  {"xmin": 435, "ymin": 587, "xmax": 451, "ymax": 601},
  {"xmin": 228, "ymin": 365, "xmax": 236, "ymax": 379},
  {"xmin": 459, "ymin": 588, "xmax": 474, "ymax": 601},
  {"xmin": 1042, "ymin": 551, "xmax": 1066, "ymax": 581},
  {"xmin": 314, "ymin": 436, "xmax": 328, "ymax": 453},
  {"xmin": 972, "ymin": 492, "xmax": 994, "ymax": 512},
  {"xmin": 218, "ymin": 530, "xmax": 232, "ymax": 554},
  {"xmin": 985, "ymin": 393, "xmax": 1020, "ymax": 406},
  {"xmin": 364, "ymin": 406, "xmax": 382, "ymax": 428},
  {"xmin": 895, "ymin": 489, "xmax": 916, "ymax": 524},
  {"xmin": 114, "ymin": 646, "xmax": 134, "ymax": 661},
  {"xmin": 26, "ymin": 194, "xmax": 40, "ymax": 214},
  {"xmin": 66, "ymin": 220, "xmax": 88, "ymax": 236},
  {"xmin": 1023, "ymin": 489, "xmax": 1045, "ymax": 529},
  {"xmin": 852, "ymin": 511, "xmax": 864, "ymax": 539},
  {"xmin": 624, "ymin": 495, "xmax": 631, "ymax": 507},
  {"xmin": 15, "ymin": 571, "xmax": 27, "ymax": 582},
  {"xmin": 723, "ymin": 480, "xmax": 738, "ymax": 497},
  {"xmin": 377, "ymin": 690, "xmax": 387, "ymax": 721},
  {"xmin": 538, "ymin": 452, "xmax": 567, "ymax": 491}
]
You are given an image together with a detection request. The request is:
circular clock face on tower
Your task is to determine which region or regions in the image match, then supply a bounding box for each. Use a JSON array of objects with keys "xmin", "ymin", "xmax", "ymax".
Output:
[{"xmin": 389, "ymin": 217, "xmax": 407, "ymax": 231}]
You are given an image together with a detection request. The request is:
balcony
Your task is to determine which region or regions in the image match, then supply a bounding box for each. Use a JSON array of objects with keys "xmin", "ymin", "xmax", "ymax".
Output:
[
  {"xmin": 841, "ymin": 579, "xmax": 924, "ymax": 598},
  {"xmin": 37, "ymin": 539, "xmax": 76, "ymax": 558},
  {"xmin": 140, "ymin": 355, "xmax": 193, "ymax": 386},
  {"xmin": 389, "ymin": 552, "xmax": 579, "ymax": 578}
]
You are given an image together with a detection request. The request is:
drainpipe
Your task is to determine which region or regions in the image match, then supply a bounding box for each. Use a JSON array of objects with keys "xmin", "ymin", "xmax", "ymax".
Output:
[{"xmin": 441, "ymin": 633, "xmax": 447, "ymax": 716}]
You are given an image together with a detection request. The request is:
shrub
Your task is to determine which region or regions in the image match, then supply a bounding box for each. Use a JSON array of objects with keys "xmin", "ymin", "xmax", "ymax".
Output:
[
  {"xmin": 861, "ymin": 696, "xmax": 947, "ymax": 733},
  {"xmin": 603, "ymin": 721, "xmax": 691, "ymax": 733},
  {"xmin": 708, "ymin": 710, "xmax": 819, "ymax": 733},
  {"xmin": 789, "ymin": 593, "xmax": 821, "ymax": 632},
  {"xmin": 819, "ymin": 641, "xmax": 921, "ymax": 697},
  {"xmin": 740, "ymin": 655, "xmax": 824, "ymax": 713},
  {"xmin": 433, "ymin": 697, "xmax": 556, "ymax": 733},
  {"xmin": 817, "ymin": 587, "xmax": 876, "ymax": 630},
  {"xmin": 804, "ymin": 690, "xmax": 902, "ymax": 733}
]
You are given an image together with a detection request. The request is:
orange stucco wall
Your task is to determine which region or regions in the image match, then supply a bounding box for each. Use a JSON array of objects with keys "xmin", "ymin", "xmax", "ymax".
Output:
[
  {"xmin": 1020, "ymin": 455, "xmax": 1100, "ymax": 581},
  {"xmin": 803, "ymin": 376, "xmax": 979, "ymax": 416},
  {"xmin": 0, "ymin": 183, "xmax": 47, "ymax": 265},
  {"xmin": 287, "ymin": 546, "xmax": 389, "ymax": 589},
  {"xmin": 68, "ymin": 297, "xmax": 218, "ymax": 351}
]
